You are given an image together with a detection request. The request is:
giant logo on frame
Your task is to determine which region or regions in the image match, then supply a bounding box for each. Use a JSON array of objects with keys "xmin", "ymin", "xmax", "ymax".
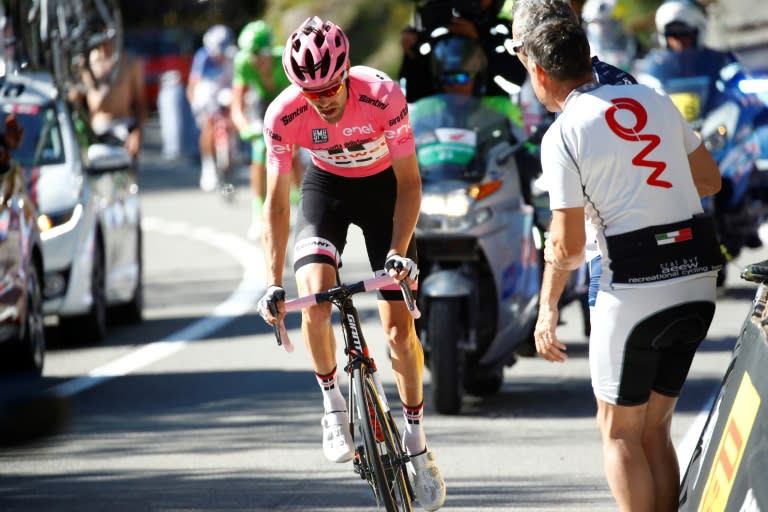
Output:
[{"xmin": 698, "ymin": 372, "xmax": 761, "ymax": 512}]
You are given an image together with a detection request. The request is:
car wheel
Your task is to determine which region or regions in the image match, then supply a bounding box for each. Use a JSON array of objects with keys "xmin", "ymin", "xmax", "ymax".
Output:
[
  {"xmin": 111, "ymin": 226, "xmax": 143, "ymax": 324},
  {"xmin": 3, "ymin": 263, "xmax": 46, "ymax": 375},
  {"xmin": 59, "ymin": 242, "xmax": 107, "ymax": 344}
]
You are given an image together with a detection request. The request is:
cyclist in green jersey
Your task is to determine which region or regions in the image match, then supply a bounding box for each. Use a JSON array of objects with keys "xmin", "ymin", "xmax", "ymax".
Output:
[{"xmin": 231, "ymin": 20, "xmax": 304, "ymax": 240}]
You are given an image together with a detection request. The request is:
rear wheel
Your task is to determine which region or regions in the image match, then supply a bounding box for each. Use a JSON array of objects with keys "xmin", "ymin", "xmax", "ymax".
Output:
[
  {"xmin": 428, "ymin": 299, "xmax": 465, "ymax": 415},
  {"xmin": 2, "ymin": 263, "xmax": 46, "ymax": 375}
]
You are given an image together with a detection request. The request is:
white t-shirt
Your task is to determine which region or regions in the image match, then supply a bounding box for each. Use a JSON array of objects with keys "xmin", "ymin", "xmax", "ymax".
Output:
[{"xmin": 541, "ymin": 83, "xmax": 705, "ymax": 287}]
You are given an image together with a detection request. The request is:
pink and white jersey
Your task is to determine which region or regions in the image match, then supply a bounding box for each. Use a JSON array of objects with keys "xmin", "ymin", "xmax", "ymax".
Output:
[
  {"xmin": 263, "ymin": 66, "xmax": 415, "ymax": 178},
  {"xmin": 541, "ymin": 83, "xmax": 706, "ymax": 286}
]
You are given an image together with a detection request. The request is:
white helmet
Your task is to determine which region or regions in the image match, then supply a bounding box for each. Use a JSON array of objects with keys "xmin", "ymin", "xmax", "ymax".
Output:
[
  {"xmin": 203, "ymin": 24, "xmax": 235, "ymax": 57},
  {"xmin": 582, "ymin": 0, "xmax": 617, "ymax": 23},
  {"xmin": 655, "ymin": 0, "xmax": 707, "ymax": 47}
]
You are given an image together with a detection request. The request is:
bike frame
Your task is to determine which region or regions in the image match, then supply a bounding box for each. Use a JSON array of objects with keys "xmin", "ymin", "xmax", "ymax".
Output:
[{"xmin": 273, "ymin": 272, "xmax": 419, "ymax": 511}]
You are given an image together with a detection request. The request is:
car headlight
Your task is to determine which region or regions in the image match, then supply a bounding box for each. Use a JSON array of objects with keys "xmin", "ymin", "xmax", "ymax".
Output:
[{"xmin": 38, "ymin": 204, "xmax": 83, "ymax": 241}]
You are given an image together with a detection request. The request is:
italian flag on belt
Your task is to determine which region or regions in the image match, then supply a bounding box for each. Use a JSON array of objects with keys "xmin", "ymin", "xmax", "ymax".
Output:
[{"xmin": 655, "ymin": 227, "xmax": 693, "ymax": 245}]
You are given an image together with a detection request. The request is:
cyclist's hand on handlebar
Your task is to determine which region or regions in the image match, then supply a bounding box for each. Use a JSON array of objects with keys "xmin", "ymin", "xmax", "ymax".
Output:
[
  {"xmin": 257, "ymin": 285, "xmax": 286, "ymax": 325},
  {"xmin": 385, "ymin": 253, "xmax": 419, "ymax": 282}
]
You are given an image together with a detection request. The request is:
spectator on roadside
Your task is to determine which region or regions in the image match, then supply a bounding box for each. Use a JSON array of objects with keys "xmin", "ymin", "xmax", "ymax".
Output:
[
  {"xmin": 524, "ymin": 17, "xmax": 722, "ymax": 512},
  {"xmin": 74, "ymin": 35, "xmax": 147, "ymax": 164}
]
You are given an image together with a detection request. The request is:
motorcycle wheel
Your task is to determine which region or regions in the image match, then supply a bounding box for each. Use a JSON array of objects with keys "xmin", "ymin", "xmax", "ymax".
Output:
[
  {"xmin": 428, "ymin": 298, "xmax": 465, "ymax": 415},
  {"xmin": 464, "ymin": 367, "xmax": 503, "ymax": 397}
]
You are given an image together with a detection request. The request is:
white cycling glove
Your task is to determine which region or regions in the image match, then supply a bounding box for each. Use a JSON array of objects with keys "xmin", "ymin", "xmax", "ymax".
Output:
[
  {"xmin": 385, "ymin": 253, "xmax": 419, "ymax": 281},
  {"xmin": 257, "ymin": 285, "xmax": 286, "ymax": 323}
]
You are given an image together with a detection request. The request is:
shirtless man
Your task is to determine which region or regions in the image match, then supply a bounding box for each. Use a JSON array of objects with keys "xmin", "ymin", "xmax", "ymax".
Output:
[{"xmin": 77, "ymin": 38, "xmax": 147, "ymax": 161}]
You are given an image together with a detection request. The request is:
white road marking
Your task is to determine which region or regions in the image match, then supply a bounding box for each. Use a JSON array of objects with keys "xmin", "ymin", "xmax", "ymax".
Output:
[{"xmin": 51, "ymin": 216, "xmax": 266, "ymax": 398}]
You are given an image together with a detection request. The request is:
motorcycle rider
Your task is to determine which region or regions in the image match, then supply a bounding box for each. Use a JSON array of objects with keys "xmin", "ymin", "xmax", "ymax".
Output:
[
  {"xmin": 580, "ymin": 0, "xmax": 639, "ymax": 72},
  {"xmin": 187, "ymin": 24, "xmax": 235, "ymax": 192},
  {"xmin": 256, "ymin": 16, "xmax": 445, "ymax": 511},
  {"xmin": 230, "ymin": 21, "xmax": 304, "ymax": 240},
  {"xmin": 634, "ymin": 0, "xmax": 734, "ymax": 118},
  {"xmin": 399, "ymin": 0, "xmax": 527, "ymax": 102}
]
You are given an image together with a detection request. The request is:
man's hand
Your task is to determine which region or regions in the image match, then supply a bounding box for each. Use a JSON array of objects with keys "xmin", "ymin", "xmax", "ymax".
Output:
[
  {"xmin": 534, "ymin": 304, "xmax": 568, "ymax": 362},
  {"xmin": 385, "ymin": 253, "xmax": 419, "ymax": 282},
  {"xmin": 257, "ymin": 285, "xmax": 286, "ymax": 325}
]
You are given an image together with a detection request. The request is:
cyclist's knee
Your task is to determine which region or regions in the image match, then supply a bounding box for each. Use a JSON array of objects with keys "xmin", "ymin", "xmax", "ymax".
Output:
[{"xmin": 383, "ymin": 321, "xmax": 419, "ymax": 353}]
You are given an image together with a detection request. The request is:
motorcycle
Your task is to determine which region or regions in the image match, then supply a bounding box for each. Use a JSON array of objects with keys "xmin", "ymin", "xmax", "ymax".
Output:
[
  {"xmin": 409, "ymin": 93, "xmax": 545, "ymax": 415},
  {"xmin": 699, "ymin": 61, "xmax": 768, "ymax": 283}
]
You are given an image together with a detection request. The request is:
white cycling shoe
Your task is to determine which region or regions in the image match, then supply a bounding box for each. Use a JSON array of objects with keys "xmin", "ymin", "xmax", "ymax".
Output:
[
  {"xmin": 199, "ymin": 168, "xmax": 217, "ymax": 192},
  {"xmin": 321, "ymin": 411, "xmax": 354, "ymax": 463},
  {"xmin": 408, "ymin": 449, "xmax": 446, "ymax": 511}
]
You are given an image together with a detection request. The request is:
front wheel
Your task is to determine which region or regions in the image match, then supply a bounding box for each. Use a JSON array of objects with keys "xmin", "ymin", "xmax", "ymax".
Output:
[
  {"xmin": 352, "ymin": 365, "xmax": 412, "ymax": 511},
  {"xmin": 427, "ymin": 298, "xmax": 465, "ymax": 415},
  {"xmin": 59, "ymin": 241, "xmax": 107, "ymax": 344}
]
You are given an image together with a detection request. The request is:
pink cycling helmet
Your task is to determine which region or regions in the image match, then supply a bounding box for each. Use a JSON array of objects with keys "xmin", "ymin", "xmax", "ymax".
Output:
[{"xmin": 282, "ymin": 16, "xmax": 350, "ymax": 89}]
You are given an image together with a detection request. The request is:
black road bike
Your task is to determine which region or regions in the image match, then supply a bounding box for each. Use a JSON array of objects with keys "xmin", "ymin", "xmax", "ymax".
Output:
[{"xmin": 272, "ymin": 272, "xmax": 419, "ymax": 511}]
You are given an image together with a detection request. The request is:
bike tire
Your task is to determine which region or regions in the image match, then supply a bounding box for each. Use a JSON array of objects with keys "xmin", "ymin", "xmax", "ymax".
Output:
[
  {"xmin": 352, "ymin": 365, "xmax": 409, "ymax": 511},
  {"xmin": 364, "ymin": 374, "xmax": 413, "ymax": 511}
]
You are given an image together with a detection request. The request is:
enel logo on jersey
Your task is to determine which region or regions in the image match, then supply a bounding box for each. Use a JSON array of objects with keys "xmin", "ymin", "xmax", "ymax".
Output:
[{"xmin": 605, "ymin": 97, "xmax": 672, "ymax": 189}]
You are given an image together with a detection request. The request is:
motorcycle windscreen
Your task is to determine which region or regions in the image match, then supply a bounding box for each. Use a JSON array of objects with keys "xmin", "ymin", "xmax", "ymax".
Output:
[
  {"xmin": 666, "ymin": 76, "xmax": 710, "ymax": 125},
  {"xmin": 416, "ymin": 128, "xmax": 479, "ymax": 182}
]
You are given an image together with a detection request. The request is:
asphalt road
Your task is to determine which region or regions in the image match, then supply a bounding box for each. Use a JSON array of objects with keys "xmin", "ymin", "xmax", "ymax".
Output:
[{"xmin": 0, "ymin": 117, "xmax": 760, "ymax": 511}]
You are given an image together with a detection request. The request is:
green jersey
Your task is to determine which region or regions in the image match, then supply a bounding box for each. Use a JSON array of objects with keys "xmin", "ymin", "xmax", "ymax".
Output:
[{"xmin": 233, "ymin": 46, "xmax": 290, "ymax": 110}]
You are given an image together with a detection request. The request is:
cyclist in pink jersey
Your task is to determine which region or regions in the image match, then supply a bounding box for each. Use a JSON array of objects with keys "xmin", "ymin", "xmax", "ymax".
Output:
[{"xmin": 256, "ymin": 16, "xmax": 445, "ymax": 512}]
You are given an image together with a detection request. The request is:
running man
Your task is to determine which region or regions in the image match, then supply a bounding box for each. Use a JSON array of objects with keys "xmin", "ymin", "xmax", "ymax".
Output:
[{"xmin": 256, "ymin": 16, "xmax": 445, "ymax": 512}]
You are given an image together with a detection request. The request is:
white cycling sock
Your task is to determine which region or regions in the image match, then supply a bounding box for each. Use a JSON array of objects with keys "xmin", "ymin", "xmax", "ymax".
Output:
[
  {"xmin": 316, "ymin": 367, "xmax": 346, "ymax": 413},
  {"xmin": 201, "ymin": 155, "xmax": 215, "ymax": 175},
  {"xmin": 402, "ymin": 401, "xmax": 426, "ymax": 455}
]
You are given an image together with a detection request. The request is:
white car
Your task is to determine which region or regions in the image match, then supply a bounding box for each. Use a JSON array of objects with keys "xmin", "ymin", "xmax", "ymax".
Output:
[{"xmin": 1, "ymin": 72, "xmax": 143, "ymax": 344}]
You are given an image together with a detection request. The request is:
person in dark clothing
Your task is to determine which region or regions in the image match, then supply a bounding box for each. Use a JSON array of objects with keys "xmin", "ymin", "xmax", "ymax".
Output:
[{"xmin": 399, "ymin": 0, "xmax": 527, "ymax": 102}]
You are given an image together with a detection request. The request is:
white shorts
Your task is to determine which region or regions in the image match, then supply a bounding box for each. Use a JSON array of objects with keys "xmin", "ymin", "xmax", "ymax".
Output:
[{"xmin": 589, "ymin": 274, "xmax": 717, "ymax": 405}]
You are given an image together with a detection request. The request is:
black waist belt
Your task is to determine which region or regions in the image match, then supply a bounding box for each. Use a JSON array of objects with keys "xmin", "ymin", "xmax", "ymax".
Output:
[{"xmin": 606, "ymin": 214, "xmax": 724, "ymax": 284}]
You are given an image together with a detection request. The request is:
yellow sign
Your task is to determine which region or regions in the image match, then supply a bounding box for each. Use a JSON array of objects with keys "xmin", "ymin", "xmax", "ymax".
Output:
[
  {"xmin": 698, "ymin": 372, "xmax": 761, "ymax": 512},
  {"xmin": 670, "ymin": 92, "xmax": 702, "ymax": 122}
]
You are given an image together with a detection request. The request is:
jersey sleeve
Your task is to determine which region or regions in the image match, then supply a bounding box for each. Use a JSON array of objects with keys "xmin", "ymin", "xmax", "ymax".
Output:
[
  {"xmin": 540, "ymin": 122, "xmax": 585, "ymax": 210},
  {"xmin": 380, "ymin": 81, "xmax": 416, "ymax": 160},
  {"xmin": 263, "ymin": 91, "xmax": 296, "ymax": 175}
]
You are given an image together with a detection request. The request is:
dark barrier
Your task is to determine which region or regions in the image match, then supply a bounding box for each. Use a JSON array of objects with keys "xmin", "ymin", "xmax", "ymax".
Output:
[{"xmin": 679, "ymin": 284, "xmax": 768, "ymax": 511}]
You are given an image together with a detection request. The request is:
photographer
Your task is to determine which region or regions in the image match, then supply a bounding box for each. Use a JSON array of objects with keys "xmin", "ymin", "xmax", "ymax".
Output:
[{"xmin": 399, "ymin": 0, "xmax": 527, "ymax": 102}]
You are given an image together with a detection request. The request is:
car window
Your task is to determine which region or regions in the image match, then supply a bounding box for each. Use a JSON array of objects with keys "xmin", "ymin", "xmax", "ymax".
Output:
[{"xmin": 0, "ymin": 104, "xmax": 65, "ymax": 167}]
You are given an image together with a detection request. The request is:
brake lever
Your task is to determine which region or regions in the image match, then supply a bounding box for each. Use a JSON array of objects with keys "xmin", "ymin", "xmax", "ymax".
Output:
[{"xmin": 399, "ymin": 280, "xmax": 421, "ymax": 319}]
